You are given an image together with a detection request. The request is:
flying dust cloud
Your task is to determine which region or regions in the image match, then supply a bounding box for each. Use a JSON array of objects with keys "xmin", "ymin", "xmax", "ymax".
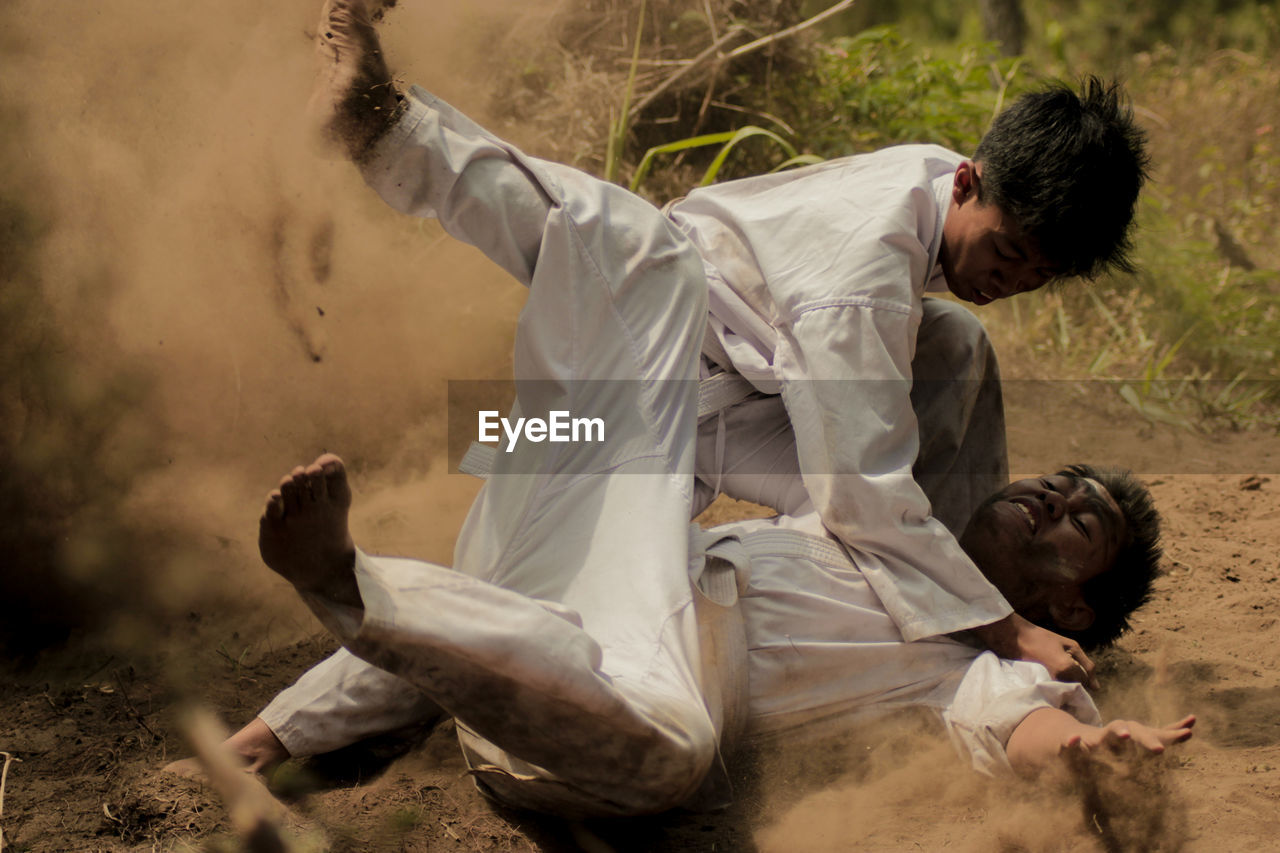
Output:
[
  {"xmin": 0, "ymin": 0, "xmax": 562, "ymax": 658},
  {"xmin": 0, "ymin": 4, "xmax": 1199, "ymax": 850}
]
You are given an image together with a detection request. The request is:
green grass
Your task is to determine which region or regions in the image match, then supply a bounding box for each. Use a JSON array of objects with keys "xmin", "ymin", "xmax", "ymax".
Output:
[
  {"xmin": 595, "ymin": 6, "xmax": 1280, "ymax": 430},
  {"xmin": 629, "ymin": 126, "xmax": 822, "ymax": 192}
]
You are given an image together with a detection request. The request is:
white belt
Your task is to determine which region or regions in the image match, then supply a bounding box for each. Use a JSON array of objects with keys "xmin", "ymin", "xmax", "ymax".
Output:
[{"xmin": 457, "ymin": 371, "xmax": 759, "ymax": 479}]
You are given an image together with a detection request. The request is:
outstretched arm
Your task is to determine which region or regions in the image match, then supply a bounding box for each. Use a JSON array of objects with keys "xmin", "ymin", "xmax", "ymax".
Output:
[{"xmin": 1006, "ymin": 706, "xmax": 1196, "ymax": 778}]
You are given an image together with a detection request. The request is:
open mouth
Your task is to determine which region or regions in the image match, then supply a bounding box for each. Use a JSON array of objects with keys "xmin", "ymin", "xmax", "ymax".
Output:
[
  {"xmin": 970, "ymin": 287, "xmax": 995, "ymax": 306},
  {"xmin": 1009, "ymin": 497, "xmax": 1039, "ymax": 534}
]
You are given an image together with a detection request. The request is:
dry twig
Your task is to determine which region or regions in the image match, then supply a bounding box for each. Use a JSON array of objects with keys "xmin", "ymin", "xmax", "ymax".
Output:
[
  {"xmin": 627, "ymin": 0, "xmax": 857, "ymax": 123},
  {"xmin": 628, "ymin": 24, "xmax": 746, "ymax": 119},
  {"xmin": 1, "ymin": 751, "xmax": 24, "ymax": 851},
  {"xmin": 114, "ymin": 670, "xmax": 160, "ymax": 742},
  {"xmin": 182, "ymin": 709, "xmax": 298, "ymax": 853},
  {"xmin": 724, "ymin": 0, "xmax": 858, "ymax": 60}
]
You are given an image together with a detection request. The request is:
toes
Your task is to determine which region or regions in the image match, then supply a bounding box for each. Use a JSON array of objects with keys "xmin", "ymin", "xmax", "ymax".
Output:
[
  {"xmin": 302, "ymin": 462, "xmax": 327, "ymax": 501},
  {"xmin": 281, "ymin": 470, "xmax": 305, "ymax": 511},
  {"xmin": 264, "ymin": 491, "xmax": 286, "ymax": 522},
  {"xmin": 275, "ymin": 456, "xmax": 349, "ymax": 516},
  {"xmin": 317, "ymin": 454, "xmax": 351, "ymax": 506}
]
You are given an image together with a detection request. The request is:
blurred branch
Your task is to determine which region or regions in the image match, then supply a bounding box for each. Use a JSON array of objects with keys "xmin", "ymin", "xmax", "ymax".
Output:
[
  {"xmin": 724, "ymin": 0, "xmax": 858, "ymax": 60},
  {"xmin": 629, "ymin": 0, "xmax": 858, "ymax": 121},
  {"xmin": 182, "ymin": 709, "xmax": 299, "ymax": 853},
  {"xmin": 629, "ymin": 24, "xmax": 747, "ymax": 119},
  {"xmin": 0, "ymin": 751, "xmax": 21, "ymax": 851}
]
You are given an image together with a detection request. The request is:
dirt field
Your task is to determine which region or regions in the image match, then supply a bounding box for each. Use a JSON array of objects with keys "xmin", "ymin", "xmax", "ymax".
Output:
[
  {"xmin": 3, "ymin": 1, "xmax": 1280, "ymax": 851},
  {"xmin": 4, "ymin": 393, "xmax": 1280, "ymax": 852}
]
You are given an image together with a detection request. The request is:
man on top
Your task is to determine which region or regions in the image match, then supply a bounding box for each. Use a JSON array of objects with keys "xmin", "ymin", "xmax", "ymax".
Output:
[
  {"xmin": 308, "ymin": 0, "xmax": 1151, "ymax": 683},
  {"xmin": 166, "ymin": 2, "xmax": 1190, "ymax": 821}
]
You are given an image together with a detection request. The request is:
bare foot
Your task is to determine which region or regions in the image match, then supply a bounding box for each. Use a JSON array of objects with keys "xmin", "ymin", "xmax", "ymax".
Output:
[
  {"xmin": 163, "ymin": 717, "xmax": 291, "ymax": 780},
  {"xmin": 259, "ymin": 453, "xmax": 361, "ymax": 608},
  {"xmin": 164, "ymin": 711, "xmax": 321, "ymax": 850},
  {"xmin": 307, "ymin": 0, "xmax": 402, "ymax": 160}
]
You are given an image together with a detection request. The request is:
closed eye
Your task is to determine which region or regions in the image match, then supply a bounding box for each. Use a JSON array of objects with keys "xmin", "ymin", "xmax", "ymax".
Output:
[
  {"xmin": 995, "ymin": 237, "xmax": 1027, "ymax": 262},
  {"xmin": 1043, "ymin": 478, "xmax": 1093, "ymax": 541}
]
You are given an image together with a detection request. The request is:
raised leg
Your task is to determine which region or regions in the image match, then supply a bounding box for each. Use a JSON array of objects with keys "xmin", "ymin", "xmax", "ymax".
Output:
[
  {"xmin": 261, "ymin": 457, "xmax": 716, "ymax": 817},
  {"xmin": 307, "ymin": 0, "xmax": 401, "ymax": 160},
  {"xmin": 295, "ymin": 3, "xmax": 718, "ymax": 813}
]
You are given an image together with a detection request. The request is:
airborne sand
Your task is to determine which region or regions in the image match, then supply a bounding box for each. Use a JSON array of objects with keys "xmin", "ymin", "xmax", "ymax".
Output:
[{"xmin": 2, "ymin": 1, "xmax": 1279, "ymax": 851}]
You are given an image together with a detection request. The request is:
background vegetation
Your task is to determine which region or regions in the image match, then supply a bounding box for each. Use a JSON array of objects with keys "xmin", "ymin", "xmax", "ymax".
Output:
[
  {"xmin": 494, "ymin": 0, "xmax": 1280, "ymax": 430},
  {"xmin": 4, "ymin": 0, "xmax": 1277, "ymax": 662}
]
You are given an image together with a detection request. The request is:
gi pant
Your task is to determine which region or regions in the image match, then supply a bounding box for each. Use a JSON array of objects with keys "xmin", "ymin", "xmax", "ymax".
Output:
[
  {"xmin": 260, "ymin": 86, "xmax": 1007, "ymax": 816},
  {"xmin": 692, "ymin": 296, "xmax": 1007, "ymax": 534},
  {"xmin": 270, "ymin": 86, "xmax": 720, "ymax": 817}
]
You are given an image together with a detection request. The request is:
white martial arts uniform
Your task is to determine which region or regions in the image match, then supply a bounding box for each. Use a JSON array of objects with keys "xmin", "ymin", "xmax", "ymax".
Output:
[
  {"xmin": 730, "ymin": 511, "xmax": 1100, "ymax": 772},
  {"xmin": 266, "ymin": 511, "xmax": 1101, "ymax": 812},
  {"xmin": 670, "ymin": 153, "xmax": 1014, "ymax": 641},
  {"xmin": 364, "ymin": 81, "xmax": 1009, "ymax": 644},
  {"xmin": 256, "ymin": 87, "xmax": 1089, "ymax": 817},
  {"xmin": 303, "ymin": 85, "xmax": 716, "ymax": 816},
  {"xmin": 690, "ymin": 296, "xmax": 1007, "ymax": 537}
]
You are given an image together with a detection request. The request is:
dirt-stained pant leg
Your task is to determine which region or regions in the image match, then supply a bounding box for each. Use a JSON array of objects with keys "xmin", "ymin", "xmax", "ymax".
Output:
[
  {"xmin": 258, "ymin": 648, "xmax": 444, "ymax": 757},
  {"xmin": 909, "ymin": 298, "xmax": 1008, "ymax": 535},
  {"xmin": 254, "ymin": 86, "xmax": 555, "ymax": 760},
  {"xmin": 694, "ymin": 298, "xmax": 1006, "ymax": 535},
  {"xmin": 285, "ymin": 86, "xmax": 718, "ymax": 818}
]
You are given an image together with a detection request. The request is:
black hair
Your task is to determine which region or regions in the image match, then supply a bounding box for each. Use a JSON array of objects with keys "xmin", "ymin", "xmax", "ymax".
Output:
[
  {"xmin": 1048, "ymin": 463, "xmax": 1161, "ymax": 650},
  {"xmin": 973, "ymin": 76, "xmax": 1150, "ymax": 280}
]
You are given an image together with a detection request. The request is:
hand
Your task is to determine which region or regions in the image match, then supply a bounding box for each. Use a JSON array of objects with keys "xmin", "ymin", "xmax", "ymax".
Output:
[
  {"xmin": 1006, "ymin": 708, "xmax": 1194, "ymax": 779},
  {"xmin": 973, "ymin": 613, "xmax": 1097, "ymax": 688},
  {"xmin": 1061, "ymin": 716, "xmax": 1196, "ymax": 851},
  {"xmin": 1062, "ymin": 715, "xmax": 1197, "ymax": 764},
  {"xmin": 1016, "ymin": 619, "xmax": 1096, "ymax": 689}
]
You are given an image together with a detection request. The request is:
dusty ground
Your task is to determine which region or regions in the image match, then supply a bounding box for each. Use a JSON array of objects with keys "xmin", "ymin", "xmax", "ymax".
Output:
[
  {"xmin": 4, "ymin": 383, "xmax": 1280, "ymax": 852},
  {"xmin": 3, "ymin": 1, "xmax": 1280, "ymax": 851}
]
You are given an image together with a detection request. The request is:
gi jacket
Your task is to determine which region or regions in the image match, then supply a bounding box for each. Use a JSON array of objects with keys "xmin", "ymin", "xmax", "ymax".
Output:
[{"xmin": 668, "ymin": 149, "xmax": 1014, "ymax": 641}]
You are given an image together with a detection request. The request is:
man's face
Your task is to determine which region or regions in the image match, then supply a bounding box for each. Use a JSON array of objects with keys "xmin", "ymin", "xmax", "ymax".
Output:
[
  {"xmin": 940, "ymin": 162, "xmax": 1056, "ymax": 306},
  {"xmin": 960, "ymin": 473, "xmax": 1128, "ymax": 627}
]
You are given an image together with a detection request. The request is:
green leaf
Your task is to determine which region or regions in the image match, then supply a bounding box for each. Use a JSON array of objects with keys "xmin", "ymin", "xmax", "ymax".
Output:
[
  {"xmin": 699, "ymin": 127, "xmax": 798, "ymax": 186},
  {"xmin": 605, "ymin": 0, "xmax": 647, "ymax": 185},
  {"xmin": 629, "ymin": 131, "xmax": 739, "ymax": 192}
]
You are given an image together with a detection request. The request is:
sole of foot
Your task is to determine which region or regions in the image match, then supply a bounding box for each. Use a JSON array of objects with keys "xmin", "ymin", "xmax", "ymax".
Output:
[
  {"xmin": 258, "ymin": 453, "xmax": 360, "ymax": 607},
  {"xmin": 307, "ymin": 0, "xmax": 402, "ymax": 160}
]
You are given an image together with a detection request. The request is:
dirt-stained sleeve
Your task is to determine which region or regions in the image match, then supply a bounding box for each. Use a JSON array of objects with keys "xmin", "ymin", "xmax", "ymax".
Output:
[
  {"xmin": 774, "ymin": 290, "xmax": 1013, "ymax": 641},
  {"xmin": 940, "ymin": 651, "xmax": 1102, "ymax": 776}
]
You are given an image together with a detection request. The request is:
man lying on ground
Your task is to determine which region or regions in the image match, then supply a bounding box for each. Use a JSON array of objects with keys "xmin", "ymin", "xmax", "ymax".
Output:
[
  {"xmin": 162, "ymin": 0, "xmax": 1189, "ymax": 819},
  {"xmin": 312, "ymin": 0, "xmax": 1151, "ymax": 683},
  {"xmin": 187, "ymin": 25, "xmax": 1186, "ymax": 802},
  {"xmin": 172, "ymin": 454, "xmax": 1192, "ymax": 819}
]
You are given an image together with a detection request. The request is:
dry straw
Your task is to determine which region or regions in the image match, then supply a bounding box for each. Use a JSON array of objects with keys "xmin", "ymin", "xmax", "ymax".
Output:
[{"xmin": 0, "ymin": 751, "xmax": 22, "ymax": 851}]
